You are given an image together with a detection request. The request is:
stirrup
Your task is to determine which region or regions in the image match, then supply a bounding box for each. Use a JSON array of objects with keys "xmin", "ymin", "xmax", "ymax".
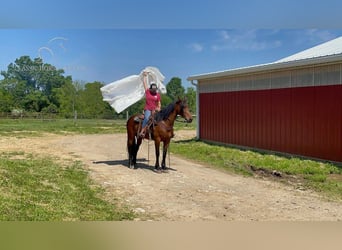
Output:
[{"xmin": 139, "ymin": 127, "xmax": 146, "ymax": 138}]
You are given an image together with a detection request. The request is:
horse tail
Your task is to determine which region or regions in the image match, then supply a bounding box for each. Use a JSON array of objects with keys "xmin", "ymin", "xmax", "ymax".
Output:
[
  {"xmin": 126, "ymin": 115, "xmax": 142, "ymax": 168},
  {"xmin": 126, "ymin": 116, "xmax": 136, "ymax": 149}
]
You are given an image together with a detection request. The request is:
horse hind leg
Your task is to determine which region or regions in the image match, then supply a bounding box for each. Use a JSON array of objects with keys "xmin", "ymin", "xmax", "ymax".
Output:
[
  {"xmin": 132, "ymin": 136, "xmax": 142, "ymax": 168},
  {"xmin": 127, "ymin": 135, "xmax": 140, "ymax": 169},
  {"xmin": 127, "ymin": 139, "xmax": 135, "ymax": 169}
]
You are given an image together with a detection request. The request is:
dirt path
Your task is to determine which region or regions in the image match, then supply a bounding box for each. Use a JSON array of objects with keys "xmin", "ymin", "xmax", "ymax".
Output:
[{"xmin": 2, "ymin": 132, "xmax": 342, "ymax": 221}]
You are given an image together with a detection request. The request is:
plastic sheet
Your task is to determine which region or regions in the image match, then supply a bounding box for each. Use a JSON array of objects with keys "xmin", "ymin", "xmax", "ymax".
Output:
[{"xmin": 100, "ymin": 66, "xmax": 166, "ymax": 113}]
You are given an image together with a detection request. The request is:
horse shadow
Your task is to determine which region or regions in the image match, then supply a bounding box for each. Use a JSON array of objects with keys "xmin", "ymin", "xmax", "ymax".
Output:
[{"xmin": 93, "ymin": 158, "xmax": 178, "ymax": 172}]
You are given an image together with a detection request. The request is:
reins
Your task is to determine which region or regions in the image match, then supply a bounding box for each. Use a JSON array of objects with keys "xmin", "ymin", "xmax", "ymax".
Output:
[{"xmin": 175, "ymin": 115, "xmax": 189, "ymax": 123}]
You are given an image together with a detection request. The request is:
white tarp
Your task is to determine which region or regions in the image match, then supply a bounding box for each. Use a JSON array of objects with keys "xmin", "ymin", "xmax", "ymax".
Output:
[{"xmin": 100, "ymin": 66, "xmax": 167, "ymax": 113}]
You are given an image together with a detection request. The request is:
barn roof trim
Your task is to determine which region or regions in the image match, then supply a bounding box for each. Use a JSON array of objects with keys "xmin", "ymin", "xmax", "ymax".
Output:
[{"xmin": 187, "ymin": 36, "xmax": 342, "ymax": 81}]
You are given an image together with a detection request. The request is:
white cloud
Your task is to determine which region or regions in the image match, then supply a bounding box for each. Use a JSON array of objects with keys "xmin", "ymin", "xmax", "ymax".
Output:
[
  {"xmin": 219, "ymin": 30, "xmax": 230, "ymax": 40},
  {"xmin": 211, "ymin": 30, "xmax": 282, "ymax": 52},
  {"xmin": 301, "ymin": 29, "xmax": 337, "ymax": 44},
  {"xmin": 188, "ymin": 43, "xmax": 204, "ymax": 52}
]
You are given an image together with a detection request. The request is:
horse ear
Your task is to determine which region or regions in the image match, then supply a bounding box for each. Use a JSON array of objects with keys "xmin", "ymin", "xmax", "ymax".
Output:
[{"xmin": 176, "ymin": 96, "xmax": 187, "ymax": 105}]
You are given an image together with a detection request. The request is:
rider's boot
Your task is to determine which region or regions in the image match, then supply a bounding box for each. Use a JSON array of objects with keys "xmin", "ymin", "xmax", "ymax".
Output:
[{"xmin": 139, "ymin": 126, "xmax": 147, "ymax": 138}]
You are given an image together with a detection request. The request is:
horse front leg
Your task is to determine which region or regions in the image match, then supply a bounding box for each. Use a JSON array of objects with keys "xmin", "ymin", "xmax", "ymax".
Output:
[
  {"xmin": 154, "ymin": 139, "xmax": 161, "ymax": 171},
  {"xmin": 161, "ymin": 139, "xmax": 170, "ymax": 170}
]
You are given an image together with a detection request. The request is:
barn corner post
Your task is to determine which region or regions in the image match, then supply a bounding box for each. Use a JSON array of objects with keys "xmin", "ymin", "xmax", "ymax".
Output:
[{"xmin": 190, "ymin": 79, "xmax": 200, "ymax": 140}]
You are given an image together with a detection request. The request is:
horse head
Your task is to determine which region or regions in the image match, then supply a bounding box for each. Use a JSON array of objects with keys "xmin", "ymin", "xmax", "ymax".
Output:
[{"xmin": 175, "ymin": 97, "xmax": 193, "ymax": 123}]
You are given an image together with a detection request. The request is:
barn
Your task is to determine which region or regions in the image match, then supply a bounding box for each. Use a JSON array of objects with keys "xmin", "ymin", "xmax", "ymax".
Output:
[{"xmin": 187, "ymin": 36, "xmax": 342, "ymax": 162}]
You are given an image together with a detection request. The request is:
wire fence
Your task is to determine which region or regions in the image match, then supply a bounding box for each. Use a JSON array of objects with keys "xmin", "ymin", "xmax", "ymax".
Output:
[
  {"xmin": 0, "ymin": 111, "xmax": 197, "ymax": 124},
  {"xmin": 0, "ymin": 111, "xmax": 121, "ymax": 120}
]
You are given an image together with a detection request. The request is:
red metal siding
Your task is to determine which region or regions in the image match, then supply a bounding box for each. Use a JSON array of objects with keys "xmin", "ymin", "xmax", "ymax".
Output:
[{"xmin": 199, "ymin": 85, "xmax": 342, "ymax": 162}]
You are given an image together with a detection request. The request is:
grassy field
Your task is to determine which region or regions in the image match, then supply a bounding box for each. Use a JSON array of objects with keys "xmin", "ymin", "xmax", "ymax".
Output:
[
  {"xmin": 0, "ymin": 118, "xmax": 127, "ymax": 135},
  {"xmin": 0, "ymin": 118, "xmax": 136, "ymax": 221},
  {"xmin": 0, "ymin": 151, "xmax": 134, "ymax": 221}
]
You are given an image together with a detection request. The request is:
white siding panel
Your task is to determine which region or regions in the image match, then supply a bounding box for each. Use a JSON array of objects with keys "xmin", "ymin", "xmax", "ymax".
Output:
[{"xmin": 199, "ymin": 63, "xmax": 342, "ymax": 94}]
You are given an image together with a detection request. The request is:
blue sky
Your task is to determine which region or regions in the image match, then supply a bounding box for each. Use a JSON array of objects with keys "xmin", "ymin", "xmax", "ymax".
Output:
[{"xmin": 1, "ymin": 1, "xmax": 342, "ymax": 88}]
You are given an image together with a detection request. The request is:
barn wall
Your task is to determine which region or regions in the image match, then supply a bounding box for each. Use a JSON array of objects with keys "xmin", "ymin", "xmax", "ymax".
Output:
[{"xmin": 198, "ymin": 63, "xmax": 342, "ymax": 162}]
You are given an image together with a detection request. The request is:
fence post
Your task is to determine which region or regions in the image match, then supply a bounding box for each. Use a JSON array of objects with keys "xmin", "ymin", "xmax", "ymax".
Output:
[{"xmin": 74, "ymin": 110, "xmax": 77, "ymax": 124}]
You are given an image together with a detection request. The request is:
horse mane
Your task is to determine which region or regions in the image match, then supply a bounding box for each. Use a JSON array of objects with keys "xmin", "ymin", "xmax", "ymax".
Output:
[
  {"xmin": 154, "ymin": 99, "xmax": 187, "ymax": 122},
  {"xmin": 154, "ymin": 102, "xmax": 176, "ymax": 122}
]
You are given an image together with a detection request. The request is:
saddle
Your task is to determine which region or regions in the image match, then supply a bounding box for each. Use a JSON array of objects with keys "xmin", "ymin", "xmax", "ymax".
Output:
[
  {"xmin": 134, "ymin": 112, "xmax": 157, "ymax": 138},
  {"xmin": 133, "ymin": 111, "xmax": 174, "ymax": 139},
  {"xmin": 133, "ymin": 114, "xmax": 145, "ymax": 122}
]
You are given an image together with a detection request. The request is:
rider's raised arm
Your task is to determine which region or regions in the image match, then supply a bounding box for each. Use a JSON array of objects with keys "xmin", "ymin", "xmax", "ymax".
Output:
[{"xmin": 143, "ymin": 72, "xmax": 148, "ymax": 91}]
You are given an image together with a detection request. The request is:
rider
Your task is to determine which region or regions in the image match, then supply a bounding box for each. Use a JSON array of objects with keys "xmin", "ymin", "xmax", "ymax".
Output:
[{"xmin": 139, "ymin": 72, "xmax": 161, "ymax": 138}]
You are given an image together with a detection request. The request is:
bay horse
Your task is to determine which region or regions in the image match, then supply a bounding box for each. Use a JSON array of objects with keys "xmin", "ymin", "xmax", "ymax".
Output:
[{"xmin": 126, "ymin": 98, "xmax": 193, "ymax": 172}]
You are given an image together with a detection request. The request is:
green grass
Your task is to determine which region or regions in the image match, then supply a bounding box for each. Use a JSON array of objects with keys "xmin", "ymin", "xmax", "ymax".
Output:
[
  {"xmin": 0, "ymin": 152, "xmax": 134, "ymax": 221},
  {"xmin": 172, "ymin": 138, "xmax": 342, "ymax": 200},
  {"xmin": 0, "ymin": 118, "xmax": 127, "ymax": 136},
  {"xmin": 173, "ymin": 117, "xmax": 197, "ymax": 130}
]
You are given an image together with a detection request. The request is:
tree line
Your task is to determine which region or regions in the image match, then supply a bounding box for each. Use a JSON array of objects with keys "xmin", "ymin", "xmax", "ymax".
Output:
[{"xmin": 0, "ymin": 56, "xmax": 196, "ymax": 119}]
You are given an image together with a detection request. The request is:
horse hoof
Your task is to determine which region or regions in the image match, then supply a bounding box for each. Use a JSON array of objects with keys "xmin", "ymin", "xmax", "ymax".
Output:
[
  {"xmin": 153, "ymin": 168, "xmax": 162, "ymax": 174},
  {"xmin": 162, "ymin": 169, "xmax": 169, "ymax": 173}
]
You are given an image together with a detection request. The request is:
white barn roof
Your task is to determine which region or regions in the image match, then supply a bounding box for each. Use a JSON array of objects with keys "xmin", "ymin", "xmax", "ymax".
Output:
[
  {"xmin": 188, "ymin": 36, "xmax": 342, "ymax": 81},
  {"xmin": 276, "ymin": 36, "xmax": 342, "ymax": 63}
]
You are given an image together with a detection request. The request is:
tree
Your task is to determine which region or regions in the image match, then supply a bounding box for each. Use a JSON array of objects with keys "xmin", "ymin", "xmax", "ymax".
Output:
[
  {"xmin": 125, "ymin": 99, "xmax": 145, "ymax": 117},
  {"xmin": 78, "ymin": 81, "xmax": 114, "ymax": 118},
  {"xmin": 161, "ymin": 93, "xmax": 172, "ymax": 107},
  {"xmin": 54, "ymin": 79, "xmax": 79, "ymax": 117},
  {"xmin": 0, "ymin": 87, "xmax": 13, "ymax": 112},
  {"xmin": 0, "ymin": 55, "xmax": 68, "ymax": 112},
  {"xmin": 0, "ymin": 78, "xmax": 26, "ymax": 110},
  {"xmin": 22, "ymin": 90, "xmax": 49, "ymax": 112},
  {"xmin": 166, "ymin": 77, "xmax": 185, "ymax": 101},
  {"xmin": 185, "ymin": 87, "xmax": 196, "ymax": 113},
  {"xmin": 1, "ymin": 56, "xmax": 40, "ymax": 90}
]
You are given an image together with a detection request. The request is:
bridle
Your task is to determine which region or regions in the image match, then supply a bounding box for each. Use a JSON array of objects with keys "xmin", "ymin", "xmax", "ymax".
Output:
[
  {"xmin": 175, "ymin": 115, "xmax": 190, "ymax": 123},
  {"xmin": 175, "ymin": 101, "xmax": 191, "ymax": 123}
]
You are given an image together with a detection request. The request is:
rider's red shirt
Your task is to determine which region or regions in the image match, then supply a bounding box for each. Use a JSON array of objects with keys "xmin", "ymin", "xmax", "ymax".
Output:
[{"xmin": 144, "ymin": 89, "xmax": 160, "ymax": 111}]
